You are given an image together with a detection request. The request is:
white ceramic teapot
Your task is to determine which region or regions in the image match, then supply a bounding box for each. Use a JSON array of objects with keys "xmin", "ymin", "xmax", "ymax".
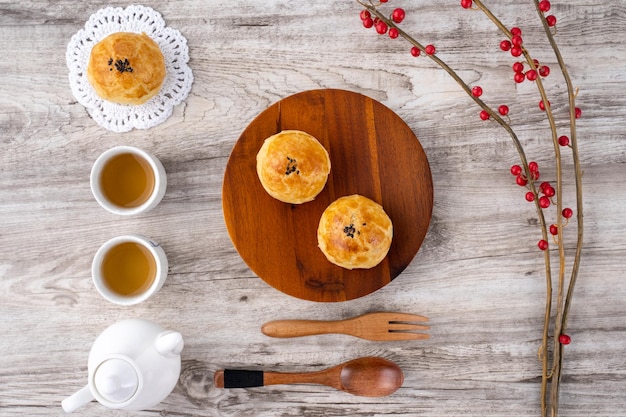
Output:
[{"xmin": 62, "ymin": 318, "xmax": 184, "ymax": 413}]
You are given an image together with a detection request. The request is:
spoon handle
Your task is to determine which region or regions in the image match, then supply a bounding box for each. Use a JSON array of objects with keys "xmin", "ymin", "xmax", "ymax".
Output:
[{"xmin": 214, "ymin": 367, "xmax": 340, "ymax": 389}]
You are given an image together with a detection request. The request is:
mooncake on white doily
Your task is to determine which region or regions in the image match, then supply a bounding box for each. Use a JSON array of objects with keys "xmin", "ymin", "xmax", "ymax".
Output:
[{"xmin": 66, "ymin": 5, "xmax": 193, "ymax": 132}]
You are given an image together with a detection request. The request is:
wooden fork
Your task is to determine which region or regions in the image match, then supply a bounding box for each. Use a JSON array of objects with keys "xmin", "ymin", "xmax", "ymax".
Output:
[{"xmin": 261, "ymin": 312, "xmax": 429, "ymax": 341}]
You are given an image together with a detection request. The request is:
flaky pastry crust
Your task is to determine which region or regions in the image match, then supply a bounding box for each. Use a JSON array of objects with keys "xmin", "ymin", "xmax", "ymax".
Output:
[
  {"xmin": 87, "ymin": 32, "xmax": 165, "ymax": 105},
  {"xmin": 256, "ymin": 130, "xmax": 331, "ymax": 204},
  {"xmin": 317, "ymin": 194, "xmax": 393, "ymax": 269}
]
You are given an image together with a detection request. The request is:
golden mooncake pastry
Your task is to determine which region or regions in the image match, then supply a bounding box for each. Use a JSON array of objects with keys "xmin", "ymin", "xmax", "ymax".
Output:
[
  {"xmin": 87, "ymin": 32, "xmax": 166, "ymax": 105},
  {"xmin": 317, "ymin": 194, "xmax": 393, "ymax": 270},
  {"xmin": 256, "ymin": 130, "xmax": 331, "ymax": 204}
]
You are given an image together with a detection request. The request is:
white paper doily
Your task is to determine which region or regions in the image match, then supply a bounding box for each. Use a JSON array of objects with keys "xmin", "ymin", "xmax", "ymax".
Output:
[{"xmin": 66, "ymin": 5, "xmax": 193, "ymax": 132}]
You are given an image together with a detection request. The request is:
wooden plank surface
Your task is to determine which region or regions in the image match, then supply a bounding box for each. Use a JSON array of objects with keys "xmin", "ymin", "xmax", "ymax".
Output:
[{"xmin": 1, "ymin": 1, "xmax": 626, "ymax": 416}]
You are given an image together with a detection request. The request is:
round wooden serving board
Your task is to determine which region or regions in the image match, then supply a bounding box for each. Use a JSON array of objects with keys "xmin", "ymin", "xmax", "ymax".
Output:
[{"xmin": 222, "ymin": 89, "xmax": 433, "ymax": 302}]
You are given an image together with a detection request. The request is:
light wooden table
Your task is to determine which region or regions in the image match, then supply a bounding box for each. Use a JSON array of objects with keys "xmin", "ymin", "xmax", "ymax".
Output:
[{"xmin": 1, "ymin": 1, "xmax": 625, "ymax": 416}]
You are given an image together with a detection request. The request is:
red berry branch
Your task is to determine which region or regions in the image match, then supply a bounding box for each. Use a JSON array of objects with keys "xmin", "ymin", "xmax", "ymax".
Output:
[{"xmin": 356, "ymin": 1, "xmax": 584, "ymax": 416}]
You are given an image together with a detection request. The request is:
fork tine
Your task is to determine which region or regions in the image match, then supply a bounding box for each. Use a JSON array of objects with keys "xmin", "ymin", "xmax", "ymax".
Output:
[
  {"xmin": 383, "ymin": 332, "xmax": 430, "ymax": 341},
  {"xmin": 388, "ymin": 322, "xmax": 430, "ymax": 331},
  {"xmin": 381, "ymin": 312, "xmax": 429, "ymax": 322}
]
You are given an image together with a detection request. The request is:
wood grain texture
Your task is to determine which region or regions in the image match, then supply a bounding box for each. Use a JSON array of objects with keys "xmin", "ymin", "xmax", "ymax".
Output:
[
  {"xmin": 222, "ymin": 89, "xmax": 433, "ymax": 302},
  {"xmin": 260, "ymin": 312, "xmax": 430, "ymax": 341},
  {"xmin": 215, "ymin": 356, "xmax": 404, "ymax": 397},
  {"xmin": 1, "ymin": 1, "xmax": 626, "ymax": 416}
]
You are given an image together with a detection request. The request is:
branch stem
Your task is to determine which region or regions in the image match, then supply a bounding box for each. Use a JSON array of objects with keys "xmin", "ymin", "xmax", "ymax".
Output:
[{"xmin": 355, "ymin": 2, "xmax": 583, "ymax": 415}]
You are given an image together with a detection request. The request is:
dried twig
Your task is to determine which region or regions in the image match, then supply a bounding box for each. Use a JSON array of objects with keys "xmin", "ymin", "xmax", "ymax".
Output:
[{"xmin": 355, "ymin": 1, "xmax": 582, "ymax": 415}]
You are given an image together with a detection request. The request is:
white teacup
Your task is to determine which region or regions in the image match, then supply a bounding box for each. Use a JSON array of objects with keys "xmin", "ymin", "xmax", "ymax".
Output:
[
  {"xmin": 91, "ymin": 146, "xmax": 166, "ymax": 216},
  {"xmin": 92, "ymin": 235, "xmax": 168, "ymax": 306}
]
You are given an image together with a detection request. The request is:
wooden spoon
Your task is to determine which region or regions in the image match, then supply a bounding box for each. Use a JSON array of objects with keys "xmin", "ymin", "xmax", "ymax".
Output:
[{"xmin": 214, "ymin": 356, "xmax": 403, "ymax": 397}]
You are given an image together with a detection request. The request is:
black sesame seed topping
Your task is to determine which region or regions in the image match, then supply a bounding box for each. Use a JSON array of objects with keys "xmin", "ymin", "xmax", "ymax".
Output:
[
  {"xmin": 108, "ymin": 58, "xmax": 133, "ymax": 73},
  {"xmin": 343, "ymin": 224, "xmax": 357, "ymax": 238},
  {"xmin": 285, "ymin": 156, "xmax": 299, "ymax": 175}
]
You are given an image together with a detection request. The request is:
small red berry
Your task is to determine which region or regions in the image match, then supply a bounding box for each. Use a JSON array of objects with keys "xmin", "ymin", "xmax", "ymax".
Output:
[
  {"xmin": 539, "ymin": 0, "xmax": 551, "ymax": 12},
  {"xmin": 575, "ymin": 107, "xmax": 582, "ymax": 119},
  {"xmin": 375, "ymin": 21, "xmax": 388, "ymax": 34},
  {"xmin": 511, "ymin": 27, "xmax": 522, "ymax": 36},
  {"xmin": 425, "ymin": 44, "xmax": 436, "ymax": 55},
  {"xmin": 511, "ymin": 35, "xmax": 523, "ymax": 47},
  {"xmin": 549, "ymin": 224, "xmax": 558, "ymax": 235},
  {"xmin": 543, "ymin": 185, "xmax": 555, "ymax": 197},
  {"xmin": 510, "ymin": 164, "xmax": 522, "ymax": 176},
  {"xmin": 410, "ymin": 46, "xmax": 421, "ymax": 57},
  {"xmin": 360, "ymin": 10, "xmax": 371, "ymax": 20},
  {"xmin": 539, "ymin": 196, "xmax": 551, "ymax": 209},
  {"xmin": 510, "ymin": 47, "xmax": 523, "ymax": 57},
  {"xmin": 500, "ymin": 40, "xmax": 512, "ymax": 51},
  {"xmin": 479, "ymin": 110, "xmax": 490, "ymax": 120},
  {"xmin": 558, "ymin": 135, "xmax": 570, "ymax": 146},
  {"xmin": 380, "ymin": 0, "xmax": 388, "ymax": 2},
  {"xmin": 532, "ymin": 170, "xmax": 541, "ymax": 180},
  {"xmin": 562, "ymin": 208, "xmax": 573, "ymax": 219},
  {"xmin": 539, "ymin": 100, "xmax": 550, "ymax": 111},
  {"xmin": 539, "ymin": 182, "xmax": 551, "ymax": 193},
  {"xmin": 498, "ymin": 105, "xmax": 509, "ymax": 116},
  {"xmin": 559, "ymin": 334, "xmax": 571, "ymax": 345},
  {"xmin": 512, "ymin": 62, "xmax": 524, "ymax": 73},
  {"xmin": 391, "ymin": 8, "xmax": 406, "ymax": 23},
  {"xmin": 461, "ymin": 0, "xmax": 473, "ymax": 9},
  {"xmin": 525, "ymin": 191, "xmax": 535, "ymax": 202},
  {"xmin": 526, "ymin": 69, "xmax": 538, "ymax": 81},
  {"xmin": 546, "ymin": 15, "xmax": 557, "ymax": 26},
  {"xmin": 388, "ymin": 27, "xmax": 399, "ymax": 38},
  {"xmin": 539, "ymin": 65, "xmax": 551, "ymax": 77},
  {"xmin": 362, "ymin": 17, "xmax": 374, "ymax": 28},
  {"xmin": 514, "ymin": 72, "xmax": 525, "ymax": 83},
  {"xmin": 538, "ymin": 239, "xmax": 549, "ymax": 250},
  {"xmin": 528, "ymin": 161, "xmax": 539, "ymax": 172},
  {"xmin": 516, "ymin": 175, "xmax": 528, "ymax": 186},
  {"xmin": 472, "ymin": 86, "xmax": 483, "ymax": 97}
]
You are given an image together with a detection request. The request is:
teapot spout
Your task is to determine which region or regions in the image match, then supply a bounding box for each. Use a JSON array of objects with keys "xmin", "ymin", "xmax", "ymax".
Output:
[
  {"xmin": 155, "ymin": 331, "xmax": 184, "ymax": 357},
  {"xmin": 62, "ymin": 385, "xmax": 94, "ymax": 413}
]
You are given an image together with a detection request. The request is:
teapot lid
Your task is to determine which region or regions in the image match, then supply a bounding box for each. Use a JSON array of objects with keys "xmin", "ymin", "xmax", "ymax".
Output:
[{"xmin": 93, "ymin": 358, "xmax": 139, "ymax": 404}]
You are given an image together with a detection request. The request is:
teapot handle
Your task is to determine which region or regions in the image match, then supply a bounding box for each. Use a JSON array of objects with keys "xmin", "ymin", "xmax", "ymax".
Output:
[{"xmin": 61, "ymin": 384, "xmax": 94, "ymax": 413}]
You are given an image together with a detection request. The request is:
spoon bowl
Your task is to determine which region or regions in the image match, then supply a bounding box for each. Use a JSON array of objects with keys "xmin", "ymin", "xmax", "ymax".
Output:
[{"xmin": 340, "ymin": 357, "xmax": 404, "ymax": 397}]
